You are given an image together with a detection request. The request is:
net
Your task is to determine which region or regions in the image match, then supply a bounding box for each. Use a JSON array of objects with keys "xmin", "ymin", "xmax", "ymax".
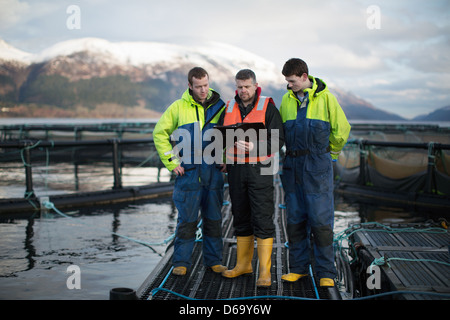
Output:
[{"xmin": 335, "ymin": 123, "xmax": 450, "ymax": 195}]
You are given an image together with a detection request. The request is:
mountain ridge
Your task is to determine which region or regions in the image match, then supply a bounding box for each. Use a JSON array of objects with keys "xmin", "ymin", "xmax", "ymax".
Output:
[
  {"xmin": 1, "ymin": 37, "xmax": 444, "ymax": 121},
  {"xmin": 412, "ymin": 105, "xmax": 450, "ymax": 122}
]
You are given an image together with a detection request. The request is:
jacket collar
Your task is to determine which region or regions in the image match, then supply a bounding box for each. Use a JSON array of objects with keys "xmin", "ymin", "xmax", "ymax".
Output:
[
  {"xmin": 287, "ymin": 76, "xmax": 327, "ymax": 99},
  {"xmin": 183, "ymin": 88, "xmax": 220, "ymax": 108}
]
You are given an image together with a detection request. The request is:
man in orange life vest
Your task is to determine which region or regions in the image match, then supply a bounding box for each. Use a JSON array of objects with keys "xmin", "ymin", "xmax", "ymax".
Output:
[{"xmin": 220, "ymin": 69, "xmax": 284, "ymax": 287}]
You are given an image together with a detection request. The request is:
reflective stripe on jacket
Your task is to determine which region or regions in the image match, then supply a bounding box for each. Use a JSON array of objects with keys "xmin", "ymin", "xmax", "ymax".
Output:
[{"xmin": 223, "ymin": 95, "xmax": 271, "ymax": 163}]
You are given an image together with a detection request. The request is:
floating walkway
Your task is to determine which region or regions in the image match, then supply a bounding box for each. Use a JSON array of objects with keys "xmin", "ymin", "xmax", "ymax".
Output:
[
  {"xmin": 137, "ymin": 179, "xmax": 341, "ymax": 301},
  {"xmin": 0, "ymin": 182, "xmax": 174, "ymax": 217},
  {"xmin": 136, "ymin": 179, "xmax": 450, "ymax": 301},
  {"xmin": 336, "ymin": 221, "xmax": 450, "ymax": 300}
]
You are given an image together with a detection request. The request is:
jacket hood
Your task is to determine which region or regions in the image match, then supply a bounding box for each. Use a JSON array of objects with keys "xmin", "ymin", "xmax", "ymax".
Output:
[
  {"xmin": 311, "ymin": 77, "xmax": 327, "ymax": 97},
  {"xmin": 182, "ymin": 88, "xmax": 221, "ymax": 107}
]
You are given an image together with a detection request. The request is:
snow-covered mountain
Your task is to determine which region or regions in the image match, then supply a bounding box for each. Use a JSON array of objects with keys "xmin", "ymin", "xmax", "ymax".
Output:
[
  {"xmin": 1, "ymin": 37, "xmax": 284, "ymax": 92},
  {"xmin": 34, "ymin": 38, "xmax": 283, "ymax": 82},
  {"xmin": 0, "ymin": 37, "xmax": 288, "ymax": 116},
  {"xmin": 0, "ymin": 37, "xmax": 409, "ymax": 120},
  {"xmin": 0, "ymin": 39, "xmax": 33, "ymax": 64}
]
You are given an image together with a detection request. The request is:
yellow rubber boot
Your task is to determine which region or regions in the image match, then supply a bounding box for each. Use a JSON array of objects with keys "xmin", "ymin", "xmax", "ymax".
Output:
[
  {"xmin": 222, "ymin": 235, "xmax": 254, "ymax": 278},
  {"xmin": 320, "ymin": 278, "xmax": 335, "ymax": 287},
  {"xmin": 172, "ymin": 266, "xmax": 187, "ymax": 276},
  {"xmin": 256, "ymin": 237, "xmax": 273, "ymax": 287},
  {"xmin": 281, "ymin": 273, "xmax": 308, "ymax": 282},
  {"xmin": 211, "ymin": 265, "xmax": 228, "ymax": 273}
]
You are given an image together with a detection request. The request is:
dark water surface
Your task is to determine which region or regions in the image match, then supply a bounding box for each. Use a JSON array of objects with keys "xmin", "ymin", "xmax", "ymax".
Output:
[{"xmin": 0, "ymin": 199, "xmax": 177, "ymax": 300}]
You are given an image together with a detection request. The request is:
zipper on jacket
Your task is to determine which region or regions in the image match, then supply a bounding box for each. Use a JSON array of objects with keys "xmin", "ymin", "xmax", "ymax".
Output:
[
  {"xmin": 193, "ymin": 104, "xmax": 202, "ymax": 184},
  {"xmin": 194, "ymin": 104, "xmax": 200, "ymax": 123}
]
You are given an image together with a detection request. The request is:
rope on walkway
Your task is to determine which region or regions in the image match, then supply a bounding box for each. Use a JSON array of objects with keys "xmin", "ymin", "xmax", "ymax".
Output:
[
  {"xmin": 149, "ymin": 286, "xmax": 450, "ymax": 301},
  {"xmin": 371, "ymin": 256, "xmax": 450, "ymax": 268},
  {"xmin": 334, "ymin": 221, "xmax": 448, "ymax": 265}
]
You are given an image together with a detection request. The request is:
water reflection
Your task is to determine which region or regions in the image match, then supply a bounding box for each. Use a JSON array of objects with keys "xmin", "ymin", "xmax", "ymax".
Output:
[
  {"xmin": 0, "ymin": 192, "xmax": 444, "ymax": 299},
  {"xmin": 0, "ymin": 164, "xmax": 171, "ymax": 199},
  {"xmin": 0, "ymin": 199, "xmax": 177, "ymax": 278},
  {"xmin": 24, "ymin": 218, "xmax": 36, "ymax": 272}
]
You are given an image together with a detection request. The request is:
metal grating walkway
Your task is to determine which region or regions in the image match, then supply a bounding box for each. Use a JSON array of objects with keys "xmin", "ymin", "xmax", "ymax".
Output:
[
  {"xmin": 137, "ymin": 177, "xmax": 337, "ymax": 300},
  {"xmin": 350, "ymin": 222, "xmax": 450, "ymax": 300}
]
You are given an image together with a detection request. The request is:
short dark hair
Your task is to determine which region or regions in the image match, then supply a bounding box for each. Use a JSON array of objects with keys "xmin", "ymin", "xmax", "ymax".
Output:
[
  {"xmin": 188, "ymin": 67, "xmax": 209, "ymax": 85},
  {"xmin": 282, "ymin": 58, "xmax": 309, "ymax": 77},
  {"xmin": 235, "ymin": 69, "xmax": 257, "ymax": 83}
]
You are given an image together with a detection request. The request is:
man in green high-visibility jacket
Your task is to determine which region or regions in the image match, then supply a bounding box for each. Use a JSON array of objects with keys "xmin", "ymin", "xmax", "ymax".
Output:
[{"xmin": 153, "ymin": 67, "xmax": 227, "ymax": 276}]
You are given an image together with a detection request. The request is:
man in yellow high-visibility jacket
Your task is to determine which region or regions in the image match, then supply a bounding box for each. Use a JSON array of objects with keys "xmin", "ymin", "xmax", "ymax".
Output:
[
  {"xmin": 153, "ymin": 67, "xmax": 227, "ymax": 276},
  {"xmin": 279, "ymin": 58, "xmax": 351, "ymax": 287}
]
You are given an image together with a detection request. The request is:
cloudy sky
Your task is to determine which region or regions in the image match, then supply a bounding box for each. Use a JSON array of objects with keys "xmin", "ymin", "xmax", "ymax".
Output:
[{"xmin": 1, "ymin": 0, "xmax": 449, "ymax": 119}]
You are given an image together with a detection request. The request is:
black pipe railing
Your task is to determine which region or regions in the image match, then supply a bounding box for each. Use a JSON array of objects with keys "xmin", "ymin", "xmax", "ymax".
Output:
[
  {"xmin": 0, "ymin": 138, "xmax": 153, "ymax": 148},
  {"xmin": 355, "ymin": 139, "xmax": 450, "ymax": 150},
  {"xmin": 2, "ymin": 137, "xmax": 449, "ymax": 199},
  {"xmin": 0, "ymin": 123, "xmax": 156, "ymax": 141}
]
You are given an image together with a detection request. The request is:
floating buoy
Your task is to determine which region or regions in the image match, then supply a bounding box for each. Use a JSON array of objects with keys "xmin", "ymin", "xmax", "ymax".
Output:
[{"xmin": 109, "ymin": 287, "xmax": 138, "ymax": 300}]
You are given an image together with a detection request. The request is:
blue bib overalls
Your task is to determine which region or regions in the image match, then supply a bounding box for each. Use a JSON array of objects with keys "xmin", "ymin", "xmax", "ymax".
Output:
[{"xmin": 281, "ymin": 93, "xmax": 336, "ymax": 279}]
